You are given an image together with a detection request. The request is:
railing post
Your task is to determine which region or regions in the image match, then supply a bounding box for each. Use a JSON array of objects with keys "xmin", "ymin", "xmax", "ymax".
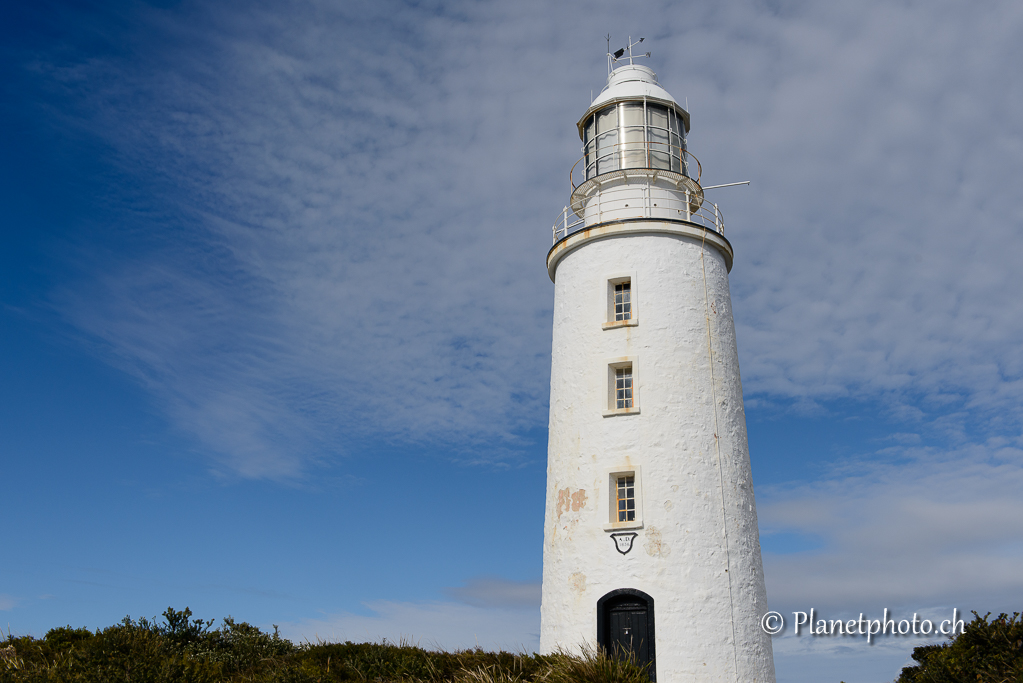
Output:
[
  {"xmin": 563, "ymin": 206, "xmax": 568, "ymax": 237},
  {"xmin": 714, "ymin": 203, "xmax": 720, "ymax": 233},
  {"xmin": 685, "ymin": 189, "xmax": 691, "ymax": 220}
]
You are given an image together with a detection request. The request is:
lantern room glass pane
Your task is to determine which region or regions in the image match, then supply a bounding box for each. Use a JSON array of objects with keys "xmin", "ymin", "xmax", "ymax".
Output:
[
  {"xmin": 620, "ymin": 103, "xmax": 645, "ymax": 169},
  {"xmin": 621, "ymin": 102, "xmax": 644, "ymax": 127},
  {"xmin": 646, "ymin": 104, "xmax": 672, "ymax": 169},
  {"xmin": 670, "ymin": 111, "xmax": 684, "ymax": 174},
  {"xmin": 596, "ymin": 106, "xmax": 618, "ymax": 134},
  {"xmin": 584, "ymin": 117, "xmax": 596, "ymax": 178},
  {"xmin": 595, "ymin": 106, "xmax": 619, "ymax": 175},
  {"xmin": 596, "ymin": 132, "xmax": 618, "ymax": 175},
  {"xmin": 647, "ymin": 104, "xmax": 668, "ymax": 129},
  {"xmin": 648, "ymin": 126, "xmax": 671, "ymax": 170},
  {"xmin": 673, "ymin": 132, "xmax": 686, "ymax": 173}
]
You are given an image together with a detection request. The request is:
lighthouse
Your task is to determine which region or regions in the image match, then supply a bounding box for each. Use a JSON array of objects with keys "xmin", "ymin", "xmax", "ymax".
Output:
[{"xmin": 539, "ymin": 50, "xmax": 776, "ymax": 683}]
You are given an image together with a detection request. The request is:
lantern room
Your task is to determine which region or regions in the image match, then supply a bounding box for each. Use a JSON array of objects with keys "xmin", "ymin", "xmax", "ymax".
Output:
[
  {"xmin": 554, "ymin": 63, "xmax": 725, "ymax": 244},
  {"xmin": 578, "ymin": 65, "xmax": 691, "ymax": 179}
]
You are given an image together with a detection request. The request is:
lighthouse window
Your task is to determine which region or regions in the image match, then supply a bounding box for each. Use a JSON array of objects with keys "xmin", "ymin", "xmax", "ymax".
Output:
[
  {"xmin": 604, "ymin": 275, "xmax": 637, "ymax": 329},
  {"xmin": 605, "ymin": 358, "xmax": 638, "ymax": 415},
  {"xmin": 616, "ymin": 475, "xmax": 636, "ymax": 522},
  {"xmin": 604, "ymin": 466, "xmax": 643, "ymax": 530},
  {"xmin": 615, "ymin": 367, "xmax": 633, "ymax": 409},
  {"xmin": 614, "ymin": 282, "xmax": 632, "ymax": 321}
]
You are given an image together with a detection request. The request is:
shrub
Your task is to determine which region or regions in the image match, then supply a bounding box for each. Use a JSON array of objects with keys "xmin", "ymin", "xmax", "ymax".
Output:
[
  {"xmin": 897, "ymin": 612, "xmax": 1023, "ymax": 683},
  {"xmin": 43, "ymin": 627, "xmax": 94, "ymax": 651},
  {"xmin": 188, "ymin": 616, "xmax": 296, "ymax": 673},
  {"xmin": 1, "ymin": 608, "xmax": 653, "ymax": 683}
]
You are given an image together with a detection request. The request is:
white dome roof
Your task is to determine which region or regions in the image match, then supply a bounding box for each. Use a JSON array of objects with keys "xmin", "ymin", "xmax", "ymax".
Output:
[
  {"xmin": 592, "ymin": 65, "xmax": 674, "ymax": 107},
  {"xmin": 576, "ymin": 64, "xmax": 690, "ymax": 137}
]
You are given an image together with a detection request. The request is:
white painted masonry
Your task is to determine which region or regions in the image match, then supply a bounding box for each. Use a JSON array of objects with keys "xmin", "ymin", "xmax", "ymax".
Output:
[{"xmin": 540, "ymin": 64, "xmax": 776, "ymax": 683}]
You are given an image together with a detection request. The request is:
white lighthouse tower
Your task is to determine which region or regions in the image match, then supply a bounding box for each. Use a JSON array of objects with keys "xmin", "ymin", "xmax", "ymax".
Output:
[{"xmin": 540, "ymin": 49, "xmax": 776, "ymax": 683}]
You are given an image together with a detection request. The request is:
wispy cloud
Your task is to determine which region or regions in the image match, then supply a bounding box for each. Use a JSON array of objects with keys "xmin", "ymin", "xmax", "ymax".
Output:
[
  {"xmin": 760, "ymin": 437, "xmax": 1023, "ymax": 613},
  {"xmin": 21, "ymin": 0, "xmax": 1023, "ymax": 478},
  {"xmin": 754, "ymin": 433, "xmax": 1023, "ymax": 682},
  {"xmin": 278, "ymin": 599, "xmax": 539, "ymax": 652},
  {"xmin": 444, "ymin": 576, "xmax": 541, "ymax": 609}
]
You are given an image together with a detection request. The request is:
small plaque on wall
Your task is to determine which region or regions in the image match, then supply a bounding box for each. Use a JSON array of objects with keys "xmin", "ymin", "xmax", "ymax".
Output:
[{"xmin": 610, "ymin": 532, "xmax": 638, "ymax": 554}]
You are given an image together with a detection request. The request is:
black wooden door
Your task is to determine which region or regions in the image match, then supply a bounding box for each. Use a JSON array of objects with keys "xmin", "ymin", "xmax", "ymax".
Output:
[
  {"xmin": 597, "ymin": 589, "xmax": 655, "ymax": 681},
  {"xmin": 608, "ymin": 599, "xmax": 651, "ymax": 667}
]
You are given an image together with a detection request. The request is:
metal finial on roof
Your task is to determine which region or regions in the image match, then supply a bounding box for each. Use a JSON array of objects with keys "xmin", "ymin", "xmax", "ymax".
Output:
[{"xmin": 606, "ymin": 35, "xmax": 651, "ymax": 75}]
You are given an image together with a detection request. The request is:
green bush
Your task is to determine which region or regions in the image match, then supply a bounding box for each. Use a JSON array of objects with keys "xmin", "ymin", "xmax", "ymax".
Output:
[
  {"xmin": 897, "ymin": 612, "xmax": 1023, "ymax": 683},
  {"xmin": 0, "ymin": 608, "xmax": 649, "ymax": 683},
  {"xmin": 2, "ymin": 614, "xmax": 222, "ymax": 683},
  {"xmin": 42, "ymin": 627, "xmax": 94, "ymax": 651}
]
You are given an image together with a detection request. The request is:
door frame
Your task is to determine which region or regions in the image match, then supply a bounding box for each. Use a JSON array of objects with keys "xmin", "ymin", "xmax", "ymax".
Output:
[{"xmin": 596, "ymin": 588, "xmax": 656, "ymax": 681}]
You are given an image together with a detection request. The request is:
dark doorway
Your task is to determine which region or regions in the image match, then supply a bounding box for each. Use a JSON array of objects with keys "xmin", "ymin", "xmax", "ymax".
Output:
[{"xmin": 596, "ymin": 589, "xmax": 656, "ymax": 681}]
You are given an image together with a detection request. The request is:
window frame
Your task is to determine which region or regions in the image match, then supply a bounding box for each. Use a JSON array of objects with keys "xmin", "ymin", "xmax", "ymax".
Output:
[
  {"xmin": 604, "ymin": 357, "xmax": 640, "ymax": 417},
  {"xmin": 602, "ymin": 273, "xmax": 639, "ymax": 330},
  {"xmin": 613, "ymin": 281, "xmax": 632, "ymax": 322},
  {"xmin": 603, "ymin": 465, "xmax": 644, "ymax": 531},
  {"xmin": 615, "ymin": 473, "xmax": 637, "ymax": 523},
  {"xmin": 614, "ymin": 366, "xmax": 634, "ymax": 410}
]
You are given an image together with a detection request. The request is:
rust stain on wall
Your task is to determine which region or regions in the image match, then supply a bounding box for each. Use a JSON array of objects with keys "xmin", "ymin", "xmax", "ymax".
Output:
[
  {"xmin": 556, "ymin": 488, "xmax": 571, "ymax": 520},
  {"xmin": 645, "ymin": 526, "xmax": 671, "ymax": 558},
  {"xmin": 557, "ymin": 488, "xmax": 588, "ymax": 519}
]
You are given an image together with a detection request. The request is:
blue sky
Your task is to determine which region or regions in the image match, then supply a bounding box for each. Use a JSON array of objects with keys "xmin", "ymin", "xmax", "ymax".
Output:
[{"xmin": 2, "ymin": 0, "xmax": 1022, "ymax": 681}]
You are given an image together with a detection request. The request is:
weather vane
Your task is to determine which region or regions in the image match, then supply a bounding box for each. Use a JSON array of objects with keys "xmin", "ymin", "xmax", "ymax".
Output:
[{"xmin": 606, "ymin": 35, "xmax": 651, "ymax": 75}]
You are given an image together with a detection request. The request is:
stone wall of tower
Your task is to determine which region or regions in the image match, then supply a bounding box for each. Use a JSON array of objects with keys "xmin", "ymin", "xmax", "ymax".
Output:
[{"xmin": 540, "ymin": 223, "xmax": 775, "ymax": 683}]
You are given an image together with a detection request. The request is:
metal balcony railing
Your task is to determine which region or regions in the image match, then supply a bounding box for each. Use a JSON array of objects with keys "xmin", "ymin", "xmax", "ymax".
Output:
[
  {"xmin": 570, "ymin": 144, "xmax": 702, "ymax": 189},
  {"xmin": 551, "ymin": 196, "xmax": 725, "ymax": 244},
  {"xmin": 551, "ymin": 148, "xmax": 724, "ymax": 244}
]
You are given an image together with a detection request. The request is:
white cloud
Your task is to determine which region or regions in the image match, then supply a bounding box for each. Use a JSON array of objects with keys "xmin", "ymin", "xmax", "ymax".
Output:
[
  {"xmin": 25, "ymin": 0, "xmax": 1023, "ymax": 478},
  {"xmin": 771, "ymin": 623, "xmax": 941, "ymax": 683},
  {"xmin": 754, "ymin": 436, "xmax": 1023, "ymax": 682},
  {"xmin": 443, "ymin": 576, "xmax": 541, "ymax": 609},
  {"xmin": 700, "ymin": 2, "xmax": 1023, "ymax": 420},
  {"xmin": 278, "ymin": 599, "xmax": 539, "ymax": 653},
  {"xmin": 0, "ymin": 595, "xmax": 17, "ymax": 611},
  {"xmin": 760, "ymin": 438, "xmax": 1023, "ymax": 614}
]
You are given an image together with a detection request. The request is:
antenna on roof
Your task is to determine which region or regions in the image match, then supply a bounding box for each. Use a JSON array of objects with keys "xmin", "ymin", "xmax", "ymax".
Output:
[
  {"xmin": 626, "ymin": 37, "xmax": 650, "ymax": 65},
  {"xmin": 608, "ymin": 36, "xmax": 651, "ymax": 74}
]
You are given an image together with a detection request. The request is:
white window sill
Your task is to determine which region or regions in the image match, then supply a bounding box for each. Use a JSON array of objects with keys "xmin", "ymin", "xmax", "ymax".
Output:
[
  {"xmin": 603, "ymin": 407, "xmax": 640, "ymax": 418},
  {"xmin": 604, "ymin": 521, "xmax": 644, "ymax": 532},
  {"xmin": 602, "ymin": 319, "xmax": 639, "ymax": 330}
]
